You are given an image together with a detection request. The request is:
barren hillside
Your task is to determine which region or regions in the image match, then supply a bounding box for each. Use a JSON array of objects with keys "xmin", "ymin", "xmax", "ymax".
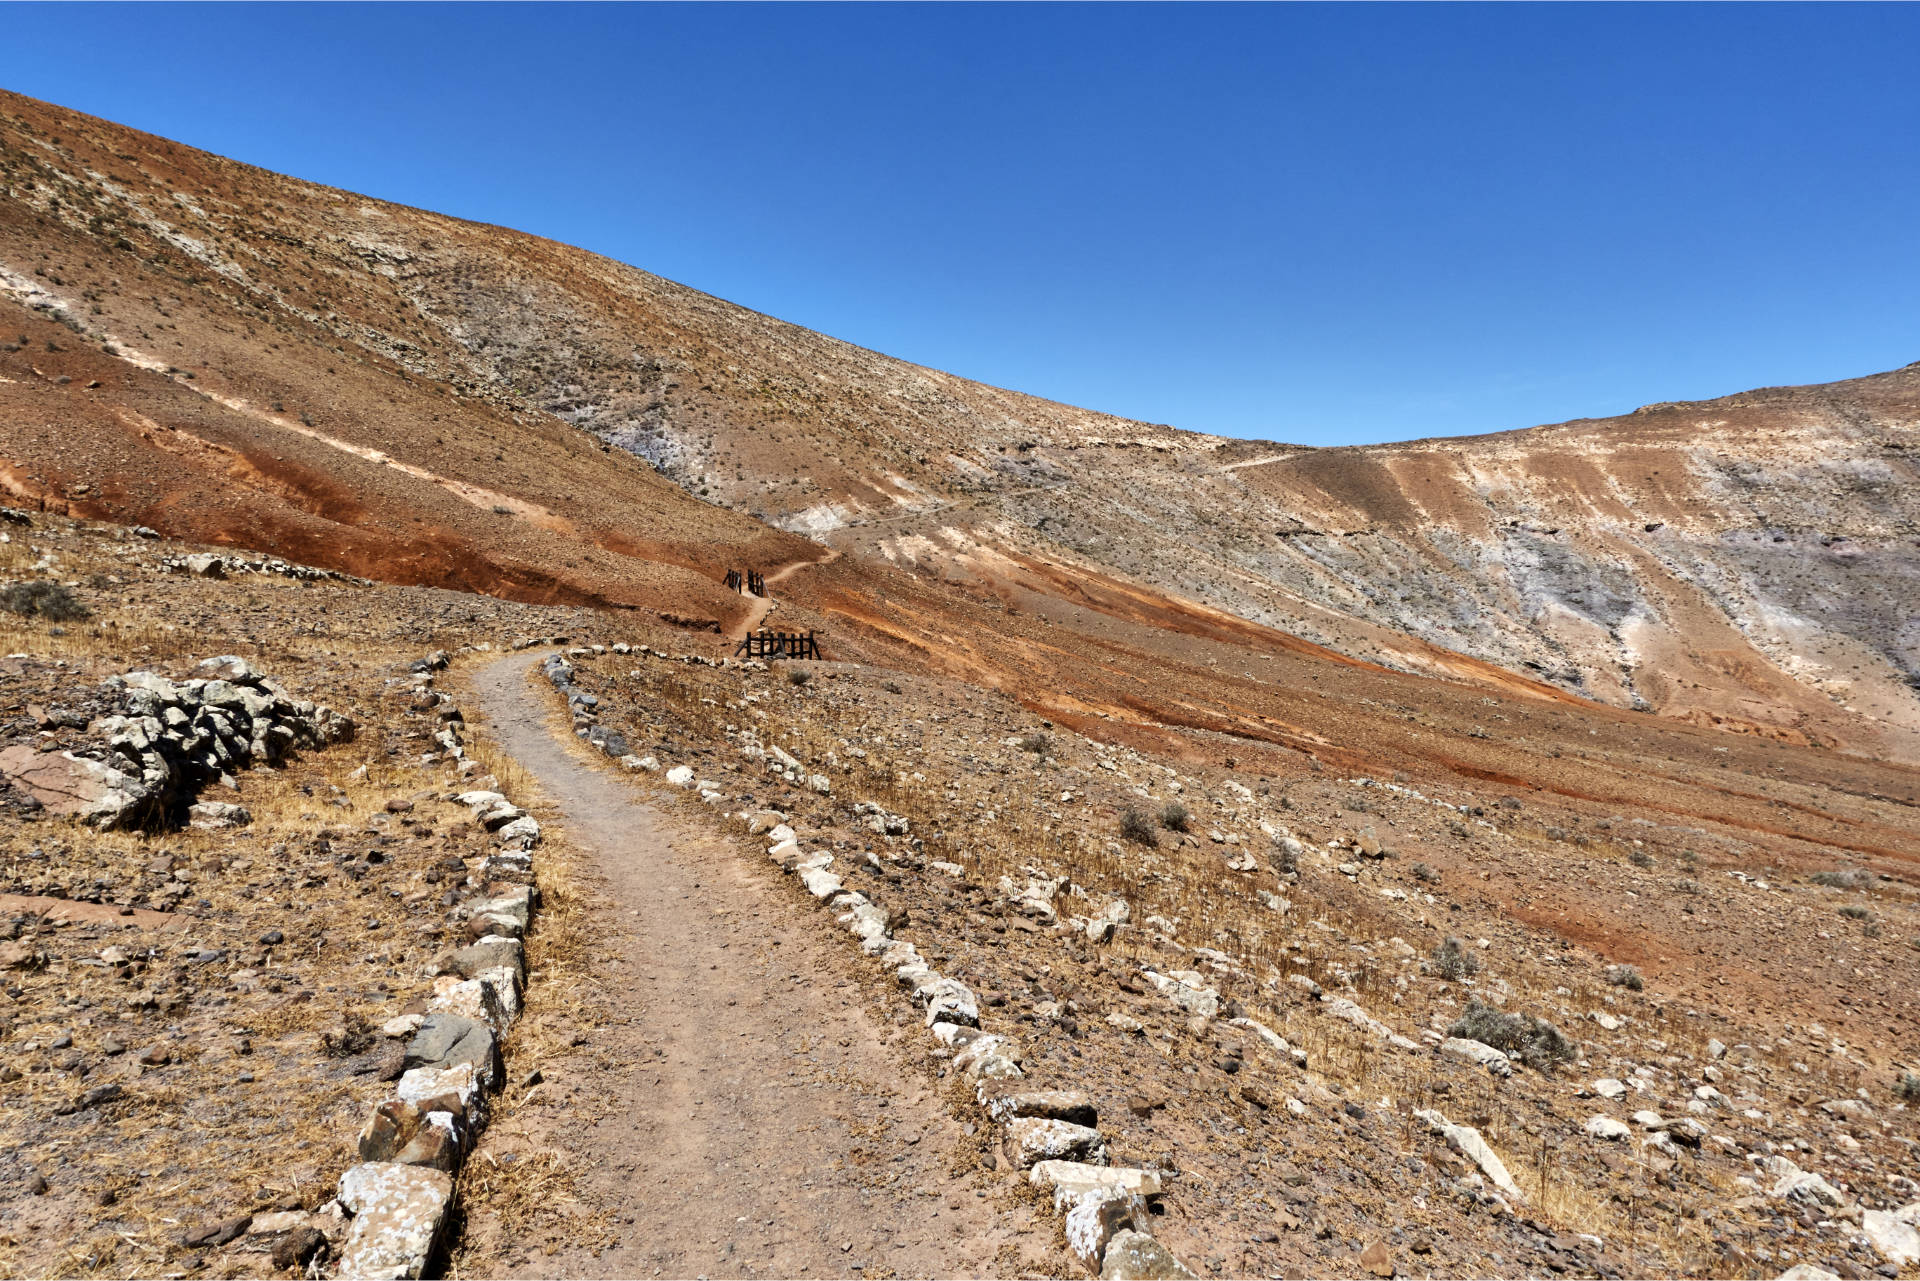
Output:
[
  {"xmin": 2, "ymin": 89, "xmax": 1919, "ymax": 1281},
  {"xmin": 1, "ymin": 89, "xmax": 1915, "ymax": 764}
]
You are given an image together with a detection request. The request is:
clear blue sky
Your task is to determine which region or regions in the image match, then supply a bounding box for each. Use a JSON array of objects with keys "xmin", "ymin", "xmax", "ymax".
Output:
[{"xmin": 6, "ymin": 3, "xmax": 1918, "ymax": 445}]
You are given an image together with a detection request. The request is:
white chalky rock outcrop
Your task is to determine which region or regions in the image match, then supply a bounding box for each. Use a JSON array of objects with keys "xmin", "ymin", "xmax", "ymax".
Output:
[
  {"xmin": 665, "ymin": 765, "xmax": 695, "ymax": 787},
  {"xmin": 1764, "ymin": 1156, "xmax": 1847, "ymax": 1209},
  {"xmin": 1226, "ymin": 1017, "xmax": 1292, "ymax": 1057},
  {"xmin": 1863, "ymin": 1210, "xmax": 1920, "ymax": 1267},
  {"xmin": 334, "ymin": 1162, "xmax": 453, "ymax": 1280},
  {"xmin": 1141, "ymin": 969, "xmax": 1219, "ymax": 1019},
  {"xmin": 1584, "ymin": 1116, "xmax": 1631, "ymax": 1140},
  {"xmin": 1322, "ymin": 996, "xmax": 1419, "ymax": 1051},
  {"xmin": 1442, "ymin": 1037, "xmax": 1514, "ymax": 1077},
  {"xmin": 1593, "ymin": 1078, "xmax": 1628, "ymax": 1100},
  {"xmin": 1415, "ymin": 1109, "xmax": 1525, "ymax": 1203}
]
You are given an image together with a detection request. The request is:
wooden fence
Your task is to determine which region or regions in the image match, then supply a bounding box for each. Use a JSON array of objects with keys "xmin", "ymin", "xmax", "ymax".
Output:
[{"xmin": 735, "ymin": 630, "xmax": 821, "ymax": 660}]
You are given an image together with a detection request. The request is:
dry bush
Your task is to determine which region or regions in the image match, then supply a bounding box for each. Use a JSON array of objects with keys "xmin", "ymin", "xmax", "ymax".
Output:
[
  {"xmin": 1604, "ymin": 964, "xmax": 1644, "ymax": 991},
  {"xmin": 0, "ymin": 579, "xmax": 90, "ymax": 620},
  {"xmin": 1430, "ymin": 936, "xmax": 1480, "ymax": 981},
  {"xmin": 1118, "ymin": 808, "xmax": 1158, "ymax": 847},
  {"xmin": 1449, "ymin": 999, "xmax": 1575, "ymax": 1067}
]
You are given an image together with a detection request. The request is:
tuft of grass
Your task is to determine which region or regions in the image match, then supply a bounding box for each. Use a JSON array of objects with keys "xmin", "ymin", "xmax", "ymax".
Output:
[
  {"xmin": 1411, "ymin": 861, "xmax": 1437, "ymax": 883},
  {"xmin": 1159, "ymin": 802, "xmax": 1189, "ymax": 833},
  {"xmin": 1897, "ymin": 1073, "xmax": 1920, "ymax": 1103},
  {"xmin": 1018, "ymin": 732, "xmax": 1052, "ymax": 756},
  {"xmin": 1272, "ymin": 839, "xmax": 1298, "ymax": 876},
  {"xmin": 785, "ymin": 667, "xmax": 812, "ymax": 686},
  {"xmin": 1431, "ymin": 935, "xmax": 1480, "ymax": 981},
  {"xmin": 1449, "ymin": 998, "xmax": 1576, "ymax": 1067},
  {"xmin": 1118, "ymin": 807, "xmax": 1158, "ymax": 847},
  {"xmin": 1838, "ymin": 904, "xmax": 1871, "ymax": 921},
  {"xmin": 1811, "ymin": 868, "xmax": 1873, "ymax": 890},
  {"xmin": 0, "ymin": 579, "xmax": 90, "ymax": 621},
  {"xmin": 1628, "ymin": 849, "xmax": 1654, "ymax": 869},
  {"xmin": 1604, "ymin": 963, "xmax": 1644, "ymax": 991}
]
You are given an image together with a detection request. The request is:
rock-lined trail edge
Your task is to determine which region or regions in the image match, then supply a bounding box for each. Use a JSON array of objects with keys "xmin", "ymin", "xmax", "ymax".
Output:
[{"xmin": 462, "ymin": 650, "xmax": 1050, "ymax": 1280}]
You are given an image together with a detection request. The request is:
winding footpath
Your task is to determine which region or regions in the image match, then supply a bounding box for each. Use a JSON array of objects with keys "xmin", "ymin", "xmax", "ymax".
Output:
[{"xmin": 458, "ymin": 651, "xmax": 1046, "ymax": 1278}]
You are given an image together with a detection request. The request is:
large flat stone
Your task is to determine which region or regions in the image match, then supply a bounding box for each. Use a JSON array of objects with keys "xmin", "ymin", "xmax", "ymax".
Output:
[
  {"xmin": 335, "ymin": 1162, "xmax": 452, "ymax": 1280},
  {"xmin": 403, "ymin": 1014, "xmax": 500, "ymax": 1088},
  {"xmin": 1029, "ymin": 1160, "xmax": 1162, "ymax": 1201},
  {"xmin": 0, "ymin": 745, "xmax": 143, "ymax": 825}
]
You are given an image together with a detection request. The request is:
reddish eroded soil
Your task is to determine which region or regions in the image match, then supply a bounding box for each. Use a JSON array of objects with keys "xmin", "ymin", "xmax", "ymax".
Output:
[{"xmin": 453, "ymin": 654, "xmax": 1060, "ymax": 1279}]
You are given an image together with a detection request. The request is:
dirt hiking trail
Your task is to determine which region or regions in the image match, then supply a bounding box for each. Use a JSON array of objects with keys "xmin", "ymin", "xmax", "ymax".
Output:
[
  {"xmin": 458, "ymin": 651, "xmax": 1051, "ymax": 1279},
  {"xmin": 726, "ymin": 548, "xmax": 841, "ymax": 642}
]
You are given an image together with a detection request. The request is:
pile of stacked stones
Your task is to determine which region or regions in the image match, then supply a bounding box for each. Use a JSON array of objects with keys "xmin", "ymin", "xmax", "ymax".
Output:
[
  {"xmin": 742, "ymin": 805, "xmax": 1196, "ymax": 1280},
  {"xmin": 160, "ymin": 551, "xmax": 366, "ymax": 584},
  {"xmin": 324, "ymin": 654, "xmax": 545, "ymax": 1279},
  {"xmin": 0, "ymin": 656, "xmax": 354, "ymax": 829}
]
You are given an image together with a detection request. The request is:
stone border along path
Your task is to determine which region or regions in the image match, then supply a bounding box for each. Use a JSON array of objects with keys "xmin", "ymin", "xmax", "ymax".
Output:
[
  {"xmin": 531, "ymin": 643, "xmax": 1200, "ymax": 1280},
  {"xmin": 324, "ymin": 648, "xmax": 549, "ymax": 1281}
]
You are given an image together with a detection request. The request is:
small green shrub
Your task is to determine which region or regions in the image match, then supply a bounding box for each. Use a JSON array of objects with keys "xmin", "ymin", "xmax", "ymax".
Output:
[
  {"xmin": 1604, "ymin": 964, "xmax": 1644, "ymax": 991},
  {"xmin": 785, "ymin": 668, "xmax": 812, "ymax": 687},
  {"xmin": 1431, "ymin": 936, "xmax": 1480, "ymax": 981},
  {"xmin": 1159, "ymin": 803, "xmax": 1189, "ymax": 833},
  {"xmin": 1897, "ymin": 1073, "xmax": 1920, "ymax": 1102},
  {"xmin": 1629, "ymin": 849, "xmax": 1654, "ymax": 869},
  {"xmin": 1838, "ymin": 905, "xmax": 1871, "ymax": 921},
  {"xmin": 0, "ymin": 580, "xmax": 89, "ymax": 621},
  {"xmin": 1273, "ymin": 840, "xmax": 1298, "ymax": 876},
  {"xmin": 1811, "ymin": 868, "xmax": 1873, "ymax": 890},
  {"xmin": 1448, "ymin": 999, "xmax": 1575, "ymax": 1066},
  {"xmin": 1119, "ymin": 808, "xmax": 1158, "ymax": 847}
]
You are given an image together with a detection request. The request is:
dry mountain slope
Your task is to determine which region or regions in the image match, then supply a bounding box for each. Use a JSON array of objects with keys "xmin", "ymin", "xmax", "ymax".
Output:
[{"xmin": 0, "ymin": 88, "xmax": 1916, "ymax": 761}]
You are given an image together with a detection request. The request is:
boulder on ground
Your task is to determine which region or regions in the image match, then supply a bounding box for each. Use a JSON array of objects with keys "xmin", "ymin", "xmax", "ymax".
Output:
[
  {"xmin": 1100, "ymin": 1229, "xmax": 1195, "ymax": 1280},
  {"xmin": 335, "ymin": 1162, "xmax": 452, "ymax": 1280}
]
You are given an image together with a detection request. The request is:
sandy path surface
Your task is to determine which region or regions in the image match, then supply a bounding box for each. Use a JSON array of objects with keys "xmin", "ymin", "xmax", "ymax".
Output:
[{"xmin": 458, "ymin": 651, "xmax": 1047, "ymax": 1279}]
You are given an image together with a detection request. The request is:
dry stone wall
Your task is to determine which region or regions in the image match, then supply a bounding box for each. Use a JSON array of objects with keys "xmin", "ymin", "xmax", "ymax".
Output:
[
  {"xmin": 0, "ymin": 656, "xmax": 355, "ymax": 829},
  {"xmin": 316, "ymin": 653, "xmax": 546, "ymax": 1281}
]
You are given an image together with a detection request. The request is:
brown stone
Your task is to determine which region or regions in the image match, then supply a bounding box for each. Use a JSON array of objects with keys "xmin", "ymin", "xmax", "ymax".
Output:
[
  {"xmin": 0, "ymin": 745, "xmax": 138, "ymax": 823},
  {"xmin": 0, "ymin": 941, "xmax": 47, "ymax": 971},
  {"xmin": 357, "ymin": 1100, "xmax": 423, "ymax": 1164},
  {"xmin": 182, "ymin": 1214, "xmax": 252, "ymax": 1248},
  {"xmin": 1359, "ymin": 1240, "xmax": 1395, "ymax": 1278},
  {"xmin": 271, "ymin": 1227, "xmax": 327, "ymax": 1270}
]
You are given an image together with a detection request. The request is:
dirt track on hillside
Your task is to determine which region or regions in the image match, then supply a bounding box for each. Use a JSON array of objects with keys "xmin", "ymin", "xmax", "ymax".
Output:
[{"xmin": 454, "ymin": 651, "xmax": 1051, "ymax": 1279}]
